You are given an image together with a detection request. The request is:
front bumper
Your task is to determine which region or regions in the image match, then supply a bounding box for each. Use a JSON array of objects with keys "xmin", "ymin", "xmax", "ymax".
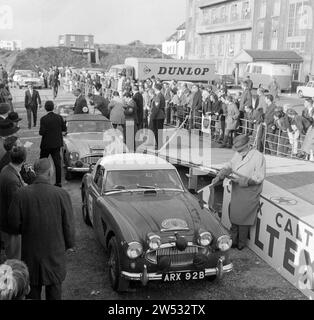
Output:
[
  {"xmin": 121, "ymin": 257, "xmax": 233, "ymax": 284},
  {"xmin": 67, "ymin": 167, "xmax": 90, "ymax": 173}
]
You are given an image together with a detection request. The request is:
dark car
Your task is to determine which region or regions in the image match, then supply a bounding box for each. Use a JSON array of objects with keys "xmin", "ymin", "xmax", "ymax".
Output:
[{"xmin": 81, "ymin": 153, "xmax": 233, "ymax": 292}]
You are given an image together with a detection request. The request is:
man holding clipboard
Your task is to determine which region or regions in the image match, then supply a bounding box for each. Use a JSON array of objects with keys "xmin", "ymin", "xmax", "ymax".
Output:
[{"xmin": 211, "ymin": 135, "xmax": 266, "ymax": 250}]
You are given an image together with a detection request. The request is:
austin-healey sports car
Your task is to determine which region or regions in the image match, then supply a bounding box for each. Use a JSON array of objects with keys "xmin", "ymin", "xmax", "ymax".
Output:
[
  {"xmin": 63, "ymin": 114, "xmax": 117, "ymax": 180},
  {"xmin": 81, "ymin": 153, "xmax": 233, "ymax": 292}
]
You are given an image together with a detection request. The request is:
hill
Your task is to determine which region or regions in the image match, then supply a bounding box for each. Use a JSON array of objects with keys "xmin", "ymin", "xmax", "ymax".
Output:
[{"xmin": 0, "ymin": 44, "xmax": 169, "ymax": 73}]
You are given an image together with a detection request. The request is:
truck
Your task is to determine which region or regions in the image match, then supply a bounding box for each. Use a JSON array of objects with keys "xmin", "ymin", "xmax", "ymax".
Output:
[{"xmin": 107, "ymin": 57, "xmax": 218, "ymax": 83}]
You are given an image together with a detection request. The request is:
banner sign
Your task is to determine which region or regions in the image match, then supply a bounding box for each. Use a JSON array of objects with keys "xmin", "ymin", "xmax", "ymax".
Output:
[{"xmin": 202, "ymin": 115, "xmax": 211, "ymax": 134}]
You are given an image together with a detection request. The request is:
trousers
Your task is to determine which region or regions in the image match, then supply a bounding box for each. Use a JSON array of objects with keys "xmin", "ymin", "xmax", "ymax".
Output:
[
  {"xmin": 40, "ymin": 148, "xmax": 62, "ymax": 185},
  {"xmin": 0, "ymin": 231, "xmax": 21, "ymax": 260},
  {"xmin": 26, "ymin": 107, "xmax": 38, "ymax": 129},
  {"xmin": 28, "ymin": 283, "xmax": 62, "ymax": 300},
  {"xmin": 230, "ymin": 224, "xmax": 250, "ymax": 247}
]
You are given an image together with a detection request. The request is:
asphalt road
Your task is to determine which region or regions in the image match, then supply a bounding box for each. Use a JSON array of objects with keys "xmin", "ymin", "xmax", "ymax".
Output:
[{"xmin": 10, "ymin": 87, "xmax": 307, "ymax": 300}]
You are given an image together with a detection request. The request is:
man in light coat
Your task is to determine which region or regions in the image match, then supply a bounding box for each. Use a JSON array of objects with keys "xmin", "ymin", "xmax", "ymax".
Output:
[{"xmin": 213, "ymin": 135, "xmax": 266, "ymax": 250}]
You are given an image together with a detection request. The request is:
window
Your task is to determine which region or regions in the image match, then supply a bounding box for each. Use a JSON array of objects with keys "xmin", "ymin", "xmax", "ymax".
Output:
[
  {"xmin": 259, "ymin": 0, "xmax": 267, "ymax": 19},
  {"xmin": 84, "ymin": 36, "xmax": 89, "ymax": 42},
  {"xmin": 230, "ymin": 3, "xmax": 239, "ymax": 21},
  {"xmin": 220, "ymin": 6, "xmax": 227, "ymax": 23},
  {"xmin": 209, "ymin": 36, "xmax": 215, "ymax": 56},
  {"xmin": 240, "ymin": 33, "xmax": 247, "ymax": 49},
  {"xmin": 245, "ymin": 65, "xmax": 251, "ymax": 73},
  {"xmin": 229, "ymin": 34, "xmax": 235, "ymax": 56},
  {"xmin": 203, "ymin": 8, "xmax": 211, "ymax": 25},
  {"xmin": 94, "ymin": 166, "xmax": 104, "ymax": 190},
  {"xmin": 218, "ymin": 35, "xmax": 224, "ymax": 56},
  {"xmin": 257, "ymin": 21, "xmax": 264, "ymax": 49},
  {"xmin": 292, "ymin": 63, "xmax": 300, "ymax": 81},
  {"xmin": 272, "ymin": 0, "xmax": 281, "ymax": 16},
  {"xmin": 70, "ymin": 35, "xmax": 75, "ymax": 42},
  {"xmin": 242, "ymin": 1, "xmax": 251, "ymax": 20},
  {"xmin": 253, "ymin": 66, "xmax": 262, "ymax": 74},
  {"xmin": 288, "ymin": 1, "xmax": 309, "ymax": 37},
  {"xmin": 212, "ymin": 8, "xmax": 218, "ymax": 24}
]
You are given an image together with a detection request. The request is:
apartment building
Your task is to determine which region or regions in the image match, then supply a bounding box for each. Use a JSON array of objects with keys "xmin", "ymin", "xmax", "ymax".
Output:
[
  {"xmin": 58, "ymin": 34, "xmax": 94, "ymax": 49},
  {"xmin": 185, "ymin": 0, "xmax": 314, "ymax": 81},
  {"xmin": 0, "ymin": 40, "xmax": 22, "ymax": 51}
]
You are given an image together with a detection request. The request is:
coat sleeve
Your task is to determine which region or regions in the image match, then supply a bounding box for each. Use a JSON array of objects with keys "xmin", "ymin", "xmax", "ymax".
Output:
[
  {"xmin": 24, "ymin": 92, "xmax": 28, "ymax": 108},
  {"xmin": 60, "ymin": 190, "xmax": 75, "ymax": 250},
  {"xmin": 150, "ymin": 98, "xmax": 159, "ymax": 120},
  {"xmin": 249, "ymin": 152, "xmax": 266, "ymax": 185},
  {"xmin": 61, "ymin": 115, "xmax": 67, "ymax": 132},
  {"xmin": 7, "ymin": 191, "xmax": 23, "ymax": 235},
  {"xmin": 39, "ymin": 117, "xmax": 46, "ymax": 136},
  {"xmin": 37, "ymin": 91, "xmax": 41, "ymax": 106}
]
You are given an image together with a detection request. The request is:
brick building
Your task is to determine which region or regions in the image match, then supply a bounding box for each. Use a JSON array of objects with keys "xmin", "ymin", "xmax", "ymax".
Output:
[{"xmin": 185, "ymin": 0, "xmax": 314, "ymax": 82}]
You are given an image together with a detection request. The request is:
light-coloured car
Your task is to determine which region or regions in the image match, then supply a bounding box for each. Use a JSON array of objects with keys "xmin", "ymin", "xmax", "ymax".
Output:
[
  {"xmin": 16, "ymin": 71, "xmax": 44, "ymax": 89},
  {"xmin": 297, "ymin": 81, "xmax": 314, "ymax": 98}
]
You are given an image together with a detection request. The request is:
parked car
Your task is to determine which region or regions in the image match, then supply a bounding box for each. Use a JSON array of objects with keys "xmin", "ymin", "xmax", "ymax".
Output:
[
  {"xmin": 16, "ymin": 70, "xmax": 44, "ymax": 89},
  {"xmin": 63, "ymin": 114, "xmax": 114, "ymax": 180},
  {"xmin": 297, "ymin": 81, "xmax": 314, "ymax": 98},
  {"xmin": 56, "ymin": 101, "xmax": 76, "ymax": 120},
  {"xmin": 81, "ymin": 153, "xmax": 233, "ymax": 292},
  {"xmin": 13, "ymin": 70, "xmax": 32, "ymax": 84}
]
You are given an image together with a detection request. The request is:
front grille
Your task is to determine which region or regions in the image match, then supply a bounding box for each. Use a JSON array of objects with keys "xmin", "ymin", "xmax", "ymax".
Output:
[
  {"xmin": 81, "ymin": 156, "xmax": 102, "ymax": 164},
  {"xmin": 146, "ymin": 245, "xmax": 201, "ymax": 267}
]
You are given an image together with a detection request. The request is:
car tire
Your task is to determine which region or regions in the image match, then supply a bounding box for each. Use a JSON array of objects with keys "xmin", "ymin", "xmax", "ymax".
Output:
[
  {"xmin": 108, "ymin": 237, "xmax": 130, "ymax": 292},
  {"xmin": 82, "ymin": 188, "xmax": 92, "ymax": 227},
  {"xmin": 298, "ymin": 90, "xmax": 304, "ymax": 98}
]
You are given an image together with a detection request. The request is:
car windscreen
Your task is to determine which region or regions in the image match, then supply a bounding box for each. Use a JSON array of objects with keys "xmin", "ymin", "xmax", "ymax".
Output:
[
  {"xmin": 67, "ymin": 120, "xmax": 111, "ymax": 133},
  {"xmin": 104, "ymin": 169, "xmax": 184, "ymax": 191}
]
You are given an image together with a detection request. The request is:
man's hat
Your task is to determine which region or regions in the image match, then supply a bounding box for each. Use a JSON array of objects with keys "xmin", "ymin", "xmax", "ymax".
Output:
[
  {"xmin": 232, "ymin": 134, "xmax": 250, "ymax": 152},
  {"xmin": 7, "ymin": 112, "xmax": 22, "ymax": 123},
  {"xmin": 0, "ymin": 119, "xmax": 20, "ymax": 137},
  {"xmin": 0, "ymin": 103, "xmax": 10, "ymax": 115},
  {"xmin": 33, "ymin": 158, "xmax": 51, "ymax": 175},
  {"xmin": 155, "ymin": 83, "xmax": 163, "ymax": 91},
  {"xmin": 286, "ymin": 108, "xmax": 298, "ymax": 116}
]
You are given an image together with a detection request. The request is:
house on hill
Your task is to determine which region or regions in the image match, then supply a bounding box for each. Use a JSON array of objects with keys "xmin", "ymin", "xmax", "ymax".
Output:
[{"xmin": 162, "ymin": 23, "xmax": 186, "ymax": 59}]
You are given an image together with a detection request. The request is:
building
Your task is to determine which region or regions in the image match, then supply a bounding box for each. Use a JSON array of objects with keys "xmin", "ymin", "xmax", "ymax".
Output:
[
  {"xmin": 0, "ymin": 40, "xmax": 22, "ymax": 51},
  {"xmin": 58, "ymin": 34, "xmax": 94, "ymax": 49},
  {"xmin": 162, "ymin": 23, "xmax": 186, "ymax": 59},
  {"xmin": 185, "ymin": 0, "xmax": 314, "ymax": 82}
]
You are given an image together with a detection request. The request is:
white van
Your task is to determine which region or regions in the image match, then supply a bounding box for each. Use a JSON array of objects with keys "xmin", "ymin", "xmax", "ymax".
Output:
[{"xmin": 243, "ymin": 62, "xmax": 292, "ymax": 91}]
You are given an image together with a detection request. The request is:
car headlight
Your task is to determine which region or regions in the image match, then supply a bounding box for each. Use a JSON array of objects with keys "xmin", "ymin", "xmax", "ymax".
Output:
[
  {"xmin": 126, "ymin": 242, "xmax": 143, "ymax": 259},
  {"xmin": 147, "ymin": 234, "xmax": 161, "ymax": 250},
  {"xmin": 69, "ymin": 152, "xmax": 80, "ymax": 161},
  {"xmin": 217, "ymin": 235, "xmax": 232, "ymax": 252},
  {"xmin": 198, "ymin": 231, "xmax": 213, "ymax": 247}
]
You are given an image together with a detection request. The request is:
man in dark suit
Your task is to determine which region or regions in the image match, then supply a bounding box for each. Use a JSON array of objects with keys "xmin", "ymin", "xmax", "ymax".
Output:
[
  {"xmin": 25, "ymin": 84, "xmax": 41, "ymax": 129},
  {"xmin": 8, "ymin": 158, "xmax": 75, "ymax": 300},
  {"xmin": 73, "ymin": 89, "xmax": 89, "ymax": 114},
  {"xmin": 0, "ymin": 146, "xmax": 26, "ymax": 260},
  {"xmin": 39, "ymin": 101, "xmax": 66, "ymax": 187},
  {"xmin": 132, "ymin": 85, "xmax": 144, "ymax": 129},
  {"xmin": 191, "ymin": 84, "xmax": 202, "ymax": 129}
]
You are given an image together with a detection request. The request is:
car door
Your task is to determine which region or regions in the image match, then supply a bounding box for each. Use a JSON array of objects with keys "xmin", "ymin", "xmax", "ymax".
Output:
[{"xmin": 305, "ymin": 82, "xmax": 314, "ymax": 96}]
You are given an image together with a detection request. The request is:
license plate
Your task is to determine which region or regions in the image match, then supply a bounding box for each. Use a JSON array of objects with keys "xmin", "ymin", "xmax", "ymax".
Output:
[{"xmin": 162, "ymin": 271, "xmax": 205, "ymax": 282}]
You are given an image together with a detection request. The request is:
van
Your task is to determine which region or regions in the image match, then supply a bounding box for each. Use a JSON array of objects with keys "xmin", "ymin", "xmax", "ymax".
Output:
[{"xmin": 243, "ymin": 62, "xmax": 292, "ymax": 91}]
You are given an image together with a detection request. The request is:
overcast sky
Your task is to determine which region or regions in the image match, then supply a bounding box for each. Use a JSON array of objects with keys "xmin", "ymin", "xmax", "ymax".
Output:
[{"xmin": 0, "ymin": 0, "xmax": 186, "ymax": 48}]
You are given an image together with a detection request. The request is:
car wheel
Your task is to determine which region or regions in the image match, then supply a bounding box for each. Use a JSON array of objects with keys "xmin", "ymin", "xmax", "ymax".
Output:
[
  {"xmin": 108, "ymin": 237, "xmax": 130, "ymax": 292},
  {"xmin": 298, "ymin": 90, "xmax": 304, "ymax": 98},
  {"xmin": 82, "ymin": 188, "xmax": 92, "ymax": 227}
]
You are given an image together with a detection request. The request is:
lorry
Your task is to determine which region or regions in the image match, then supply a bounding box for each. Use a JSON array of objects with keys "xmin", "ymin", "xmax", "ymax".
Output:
[{"xmin": 107, "ymin": 57, "xmax": 218, "ymax": 83}]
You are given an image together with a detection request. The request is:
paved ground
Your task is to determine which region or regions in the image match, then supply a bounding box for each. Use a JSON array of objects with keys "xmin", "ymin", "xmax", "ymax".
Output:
[{"xmin": 10, "ymin": 87, "xmax": 308, "ymax": 300}]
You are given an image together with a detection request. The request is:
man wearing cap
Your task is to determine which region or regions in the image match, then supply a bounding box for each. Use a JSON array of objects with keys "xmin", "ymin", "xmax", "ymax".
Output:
[
  {"xmin": 0, "ymin": 146, "xmax": 27, "ymax": 260},
  {"xmin": 212, "ymin": 134, "xmax": 266, "ymax": 250},
  {"xmin": 39, "ymin": 101, "xmax": 67, "ymax": 188},
  {"xmin": 7, "ymin": 158, "xmax": 75, "ymax": 300},
  {"xmin": 0, "ymin": 102, "xmax": 10, "ymax": 121},
  {"xmin": 25, "ymin": 84, "xmax": 42, "ymax": 130},
  {"xmin": 73, "ymin": 89, "xmax": 89, "ymax": 114},
  {"xmin": 6, "ymin": 112, "xmax": 22, "ymax": 128},
  {"xmin": 0, "ymin": 117, "xmax": 20, "ymax": 161}
]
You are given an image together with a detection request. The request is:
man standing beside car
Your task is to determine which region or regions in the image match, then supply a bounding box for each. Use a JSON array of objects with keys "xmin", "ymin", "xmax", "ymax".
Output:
[
  {"xmin": 25, "ymin": 84, "xmax": 41, "ymax": 129},
  {"xmin": 39, "ymin": 101, "xmax": 66, "ymax": 188}
]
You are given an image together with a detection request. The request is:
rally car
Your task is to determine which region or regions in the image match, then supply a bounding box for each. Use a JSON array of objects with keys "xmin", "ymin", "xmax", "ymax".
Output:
[
  {"xmin": 56, "ymin": 101, "xmax": 76, "ymax": 120},
  {"xmin": 63, "ymin": 114, "xmax": 116, "ymax": 180},
  {"xmin": 81, "ymin": 153, "xmax": 233, "ymax": 292},
  {"xmin": 16, "ymin": 70, "xmax": 44, "ymax": 89}
]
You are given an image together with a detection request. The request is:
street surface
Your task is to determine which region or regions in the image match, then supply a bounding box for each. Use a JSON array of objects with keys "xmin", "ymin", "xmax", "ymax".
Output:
[{"xmin": 11, "ymin": 87, "xmax": 307, "ymax": 300}]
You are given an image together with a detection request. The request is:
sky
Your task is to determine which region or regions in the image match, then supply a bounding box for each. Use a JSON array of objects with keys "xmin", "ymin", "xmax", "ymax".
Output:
[{"xmin": 0, "ymin": 0, "xmax": 186, "ymax": 48}]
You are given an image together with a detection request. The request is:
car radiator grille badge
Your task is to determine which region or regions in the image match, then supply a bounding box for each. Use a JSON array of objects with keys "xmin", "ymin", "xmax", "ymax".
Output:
[{"xmin": 161, "ymin": 219, "xmax": 188, "ymax": 231}]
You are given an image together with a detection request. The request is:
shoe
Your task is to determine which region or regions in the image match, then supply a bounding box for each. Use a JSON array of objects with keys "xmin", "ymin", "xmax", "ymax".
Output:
[
  {"xmin": 54, "ymin": 183, "xmax": 62, "ymax": 188},
  {"xmin": 231, "ymin": 243, "xmax": 238, "ymax": 249},
  {"xmin": 237, "ymin": 245, "xmax": 245, "ymax": 251}
]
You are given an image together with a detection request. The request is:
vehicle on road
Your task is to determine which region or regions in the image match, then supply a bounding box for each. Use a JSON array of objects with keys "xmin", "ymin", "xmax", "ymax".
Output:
[
  {"xmin": 56, "ymin": 101, "xmax": 76, "ymax": 119},
  {"xmin": 242, "ymin": 62, "xmax": 292, "ymax": 91},
  {"xmin": 63, "ymin": 114, "xmax": 114, "ymax": 180},
  {"xmin": 15, "ymin": 70, "xmax": 44, "ymax": 89},
  {"xmin": 81, "ymin": 153, "xmax": 233, "ymax": 292},
  {"xmin": 297, "ymin": 81, "xmax": 314, "ymax": 98}
]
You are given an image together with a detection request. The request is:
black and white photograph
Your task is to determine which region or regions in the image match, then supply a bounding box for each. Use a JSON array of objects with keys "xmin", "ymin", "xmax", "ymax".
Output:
[{"xmin": 0, "ymin": 0, "xmax": 313, "ymax": 308}]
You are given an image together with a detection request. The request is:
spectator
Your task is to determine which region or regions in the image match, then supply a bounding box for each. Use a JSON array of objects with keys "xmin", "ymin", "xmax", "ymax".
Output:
[
  {"xmin": 108, "ymin": 91, "xmax": 125, "ymax": 132},
  {"xmin": 218, "ymin": 94, "xmax": 227, "ymax": 142},
  {"xmin": 6, "ymin": 112, "xmax": 22, "ymax": 129},
  {"xmin": 7, "ymin": 158, "xmax": 75, "ymax": 300},
  {"xmin": 73, "ymin": 89, "xmax": 89, "ymax": 114},
  {"xmin": 191, "ymin": 84, "xmax": 202, "ymax": 129},
  {"xmin": 0, "ymin": 260, "xmax": 30, "ymax": 300},
  {"xmin": 274, "ymin": 110, "xmax": 290, "ymax": 157},
  {"xmin": 202, "ymin": 88, "xmax": 212, "ymax": 116},
  {"xmin": 209, "ymin": 94, "xmax": 222, "ymax": 140},
  {"xmin": 255, "ymin": 88, "xmax": 268, "ymax": 114},
  {"xmin": 0, "ymin": 83, "xmax": 13, "ymax": 112},
  {"xmin": 0, "ymin": 146, "xmax": 27, "ymax": 260},
  {"xmin": 219, "ymin": 95, "xmax": 239, "ymax": 148},
  {"xmin": 286, "ymin": 109, "xmax": 303, "ymax": 156},
  {"xmin": 51, "ymin": 69, "xmax": 60, "ymax": 100},
  {"xmin": 117, "ymin": 72, "xmax": 126, "ymax": 97},
  {"xmin": 252, "ymin": 107, "xmax": 265, "ymax": 152},
  {"xmin": 244, "ymin": 105, "xmax": 254, "ymax": 135},
  {"xmin": 0, "ymin": 118, "xmax": 20, "ymax": 162},
  {"xmin": 300, "ymin": 112, "xmax": 314, "ymax": 160},
  {"xmin": 268, "ymin": 77, "xmax": 281, "ymax": 101},
  {"xmin": 132, "ymin": 85, "xmax": 144, "ymax": 129},
  {"xmin": 183, "ymin": 89, "xmax": 194, "ymax": 129},
  {"xmin": 169, "ymin": 87, "xmax": 180, "ymax": 126},
  {"xmin": 239, "ymin": 81, "xmax": 253, "ymax": 132},
  {"xmin": 25, "ymin": 84, "xmax": 42, "ymax": 129},
  {"xmin": 302, "ymin": 98, "xmax": 314, "ymax": 126},
  {"xmin": 0, "ymin": 136, "xmax": 20, "ymax": 172},
  {"xmin": 39, "ymin": 101, "xmax": 67, "ymax": 188},
  {"xmin": 123, "ymin": 92, "xmax": 138, "ymax": 139},
  {"xmin": 163, "ymin": 82, "xmax": 172, "ymax": 125},
  {"xmin": 88, "ymin": 91, "xmax": 110, "ymax": 118},
  {"xmin": 246, "ymin": 76, "xmax": 253, "ymax": 91},
  {"xmin": 264, "ymin": 94, "xmax": 277, "ymax": 154},
  {"xmin": 305, "ymin": 73, "xmax": 310, "ymax": 84},
  {"xmin": 0, "ymin": 102, "xmax": 10, "ymax": 121}
]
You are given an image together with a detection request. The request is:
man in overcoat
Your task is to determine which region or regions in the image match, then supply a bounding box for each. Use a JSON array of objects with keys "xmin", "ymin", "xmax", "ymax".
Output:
[
  {"xmin": 213, "ymin": 135, "xmax": 266, "ymax": 250},
  {"xmin": 7, "ymin": 158, "xmax": 75, "ymax": 300}
]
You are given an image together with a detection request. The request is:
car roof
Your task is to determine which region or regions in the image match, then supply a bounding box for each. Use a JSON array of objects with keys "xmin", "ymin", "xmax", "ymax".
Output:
[
  {"xmin": 99, "ymin": 153, "xmax": 175, "ymax": 171},
  {"xmin": 66, "ymin": 114, "xmax": 110, "ymax": 122}
]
